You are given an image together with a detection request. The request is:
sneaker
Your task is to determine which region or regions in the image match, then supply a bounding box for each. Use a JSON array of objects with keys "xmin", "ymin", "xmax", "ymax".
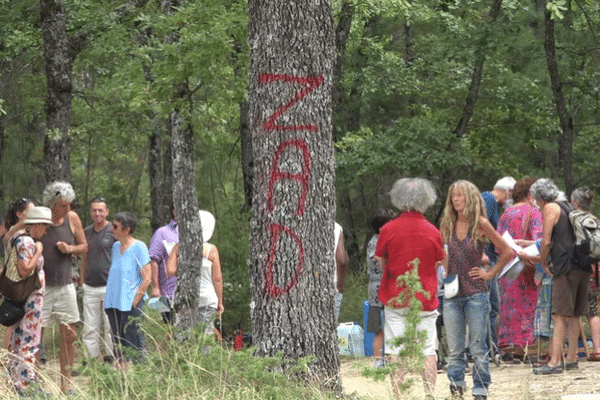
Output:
[{"xmin": 374, "ymin": 357, "xmax": 386, "ymax": 369}]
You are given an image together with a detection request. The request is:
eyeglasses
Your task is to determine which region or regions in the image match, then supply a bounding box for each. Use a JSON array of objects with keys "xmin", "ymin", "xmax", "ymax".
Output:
[{"xmin": 17, "ymin": 198, "xmax": 29, "ymax": 206}]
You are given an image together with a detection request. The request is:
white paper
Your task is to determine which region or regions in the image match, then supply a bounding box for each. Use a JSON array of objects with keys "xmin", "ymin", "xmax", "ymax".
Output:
[{"xmin": 498, "ymin": 232, "xmax": 539, "ymax": 278}]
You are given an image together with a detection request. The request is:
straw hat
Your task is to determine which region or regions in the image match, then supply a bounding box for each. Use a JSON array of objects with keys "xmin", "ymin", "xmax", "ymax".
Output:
[{"xmin": 24, "ymin": 206, "xmax": 53, "ymax": 225}]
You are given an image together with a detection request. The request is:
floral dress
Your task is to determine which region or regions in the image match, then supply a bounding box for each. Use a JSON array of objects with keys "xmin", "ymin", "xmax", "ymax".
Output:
[
  {"xmin": 7, "ymin": 232, "xmax": 45, "ymax": 390},
  {"xmin": 497, "ymin": 204, "xmax": 542, "ymax": 348}
]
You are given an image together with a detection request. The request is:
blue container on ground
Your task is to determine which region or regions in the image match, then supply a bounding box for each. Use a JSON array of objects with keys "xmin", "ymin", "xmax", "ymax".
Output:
[{"xmin": 363, "ymin": 300, "xmax": 375, "ymax": 356}]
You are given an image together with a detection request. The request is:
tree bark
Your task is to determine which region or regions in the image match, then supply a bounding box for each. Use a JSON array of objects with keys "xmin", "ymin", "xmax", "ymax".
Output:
[
  {"xmin": 40, "ymin": 0, "xmax": 73, "ymax": 183},
  {"xmin": 543, "ymin": 2, "xmax": 574, "ymax": 195},
  {"xmin": 453, "ymin": 0, "xmax": 503, "ymax": 137},
  {"xmin": 248, "ymin": 0, "xmax": 339, "ymax": 389},
  {"xmin": 240, "ymin": 101, "xmax": 253, "ymax": 209},
  {"xmin": 171, "ymin": 82, "xmax": 205, "ymax": 332},
  {"xmin": 149, "ymin": 119, "xmax": 165, "ymax": 233}
]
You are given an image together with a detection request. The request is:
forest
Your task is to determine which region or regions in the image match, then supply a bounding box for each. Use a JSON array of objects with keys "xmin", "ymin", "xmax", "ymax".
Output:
[{"xmin": 1, "ymin": 0, "xmax": 600, "ymax": 333}]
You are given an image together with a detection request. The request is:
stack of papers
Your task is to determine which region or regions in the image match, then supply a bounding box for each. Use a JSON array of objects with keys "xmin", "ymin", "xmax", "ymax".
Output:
[{"xmin": 498, "ymin": 231, "xmax": 539, "ymax": 279}]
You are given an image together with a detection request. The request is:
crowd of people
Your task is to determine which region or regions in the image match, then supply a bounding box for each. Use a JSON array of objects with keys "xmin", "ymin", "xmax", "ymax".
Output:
[
  {"xmin": 368, "ymin": 176, "xmax": 599, "ymax": 400},
  {"xmin": 0, "ymin": 181, "xmax": 223, "ymax": 397}
]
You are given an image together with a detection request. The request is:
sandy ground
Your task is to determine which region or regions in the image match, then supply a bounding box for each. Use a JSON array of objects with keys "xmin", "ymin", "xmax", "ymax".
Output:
[{"xmin": 341, "ymin": 356, "xmax": 600, "ymax": 400}]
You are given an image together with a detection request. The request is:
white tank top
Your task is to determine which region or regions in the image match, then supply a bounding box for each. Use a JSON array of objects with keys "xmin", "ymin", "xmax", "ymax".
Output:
[{"xmin": 198, "ymin": 244, "xmax": 218, "ymax": 308}]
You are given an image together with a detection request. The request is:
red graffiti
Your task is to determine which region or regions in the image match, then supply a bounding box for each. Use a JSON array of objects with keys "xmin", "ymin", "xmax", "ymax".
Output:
[
  {"xmin": 259, "ymin": 72, "xmax": 324, "ymax": 298},
  {"xmin": 264, "ymin": 224, "xmax": 305, "ymax": 298},
  {"xmin": 267, "ymin": 139, "xmax": 310, "ymax": 216},
  {"xmin": 259, "ymin": 73, "xmax": 324, "ymax": 132}
]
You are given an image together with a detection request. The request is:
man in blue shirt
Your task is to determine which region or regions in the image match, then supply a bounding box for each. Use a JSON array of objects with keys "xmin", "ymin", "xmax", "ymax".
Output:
[{"xmin": 481, "ymin": 176, "xmax": 515, "ymax": 358}]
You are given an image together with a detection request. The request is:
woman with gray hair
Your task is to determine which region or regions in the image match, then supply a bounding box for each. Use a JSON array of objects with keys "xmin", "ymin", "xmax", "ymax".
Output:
[
  {"xmin": 374, "ymin": 177, "xmax": 445, "ymax": 397},
  {"xmin": 389, "ymin": 177, "xmax": 437, "ymax": 213},
  {"xmin": 39, "ymin": 181, "xmax": 88, "ymax": 393}
]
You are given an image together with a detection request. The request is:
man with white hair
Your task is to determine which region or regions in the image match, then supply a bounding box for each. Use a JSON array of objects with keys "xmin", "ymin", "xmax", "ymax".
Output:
[
  {"xmin": 481, "ymin": 176, "xmax": 516, "ymax": 358},
  {"xmin": 40, "ymin": 181, "xmax": 88, "ymax": 394}
]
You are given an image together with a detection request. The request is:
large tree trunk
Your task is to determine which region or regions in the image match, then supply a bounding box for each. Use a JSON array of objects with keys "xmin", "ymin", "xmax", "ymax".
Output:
[
  {"xmin": 543, "ymin": 2, "xmax": 574, "ymax": 195},
  {"xmin": 248, "ymin": 0, "xmax": 339, "ymax": 390},
  {"xmin": 171, "ymin": 82, "xmax": 205, "ymax": 332},
  {"xmin": 40, "ymin": 0, "xmax": 73, "ymax": 183}
]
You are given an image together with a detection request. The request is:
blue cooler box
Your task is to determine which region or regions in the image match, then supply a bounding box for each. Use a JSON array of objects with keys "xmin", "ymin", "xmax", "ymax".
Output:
[{"xmin": 363, "ymin": 301, "xmax": 374, "ymax": 356}]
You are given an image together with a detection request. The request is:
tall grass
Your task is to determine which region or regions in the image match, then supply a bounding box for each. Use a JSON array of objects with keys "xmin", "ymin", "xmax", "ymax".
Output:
[{"xmin": 1, "ymin": 309, "xmax": 342, "ymax": 400}]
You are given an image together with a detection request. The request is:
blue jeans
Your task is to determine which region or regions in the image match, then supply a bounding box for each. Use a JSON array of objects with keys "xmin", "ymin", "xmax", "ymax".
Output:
[
  {"xmin": 443, "ymin": 292, "xmax": 491, "ymax": 396},
  {"xmin": 488, "ymin": 274, "xmax": 500, "ymax": 354}
]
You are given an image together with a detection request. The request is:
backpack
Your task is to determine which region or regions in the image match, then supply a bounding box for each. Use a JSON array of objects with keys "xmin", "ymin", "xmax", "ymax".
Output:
[{"xmin": 558, "ymin": 202, "xmax": 600, "ymax": 268}]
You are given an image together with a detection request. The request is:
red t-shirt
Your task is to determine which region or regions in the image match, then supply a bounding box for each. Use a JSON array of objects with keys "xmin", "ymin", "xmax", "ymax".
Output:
[{"xmin": 375, "ymin": 211, "xmax": 444, "ymax": 311}]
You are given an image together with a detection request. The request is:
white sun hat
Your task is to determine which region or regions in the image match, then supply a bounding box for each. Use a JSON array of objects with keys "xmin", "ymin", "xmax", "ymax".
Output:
[{"xmin": 199, "ymin": 210, "xmax": 215, "ymax": 242}]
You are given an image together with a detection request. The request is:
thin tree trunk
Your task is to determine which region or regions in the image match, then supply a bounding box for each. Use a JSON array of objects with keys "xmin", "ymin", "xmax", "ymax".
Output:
[
  {"xmin": 453, "ymin": 0, "xmax": 503, "ymax": 137},
  {"xmin": 162, "ymin": 115, "xmax": 174, "ymax": 215},
  {"xmin": 240, "ymin": 101, "xmax": 253, "ymax": 209},
  {"xmin": 248, "ymin": 0, "xmax": 339, "ymax": 389},
  {"xmin": 149, "ymin": 119, "xmax": 164, "ymax": 232},
  {"xmin": 543, "ymin": 1, "xmax": 574, "ymax": 195}
]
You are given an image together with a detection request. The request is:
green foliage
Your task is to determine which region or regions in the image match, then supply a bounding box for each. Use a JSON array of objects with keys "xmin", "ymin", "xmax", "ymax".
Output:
[
  {"xmin": 76, "ymin": 313, "xmax": 336, "ymax": 400},
  {"xmin": 362, "ymin": 258, "xmax": 428, "ymax": 392}
]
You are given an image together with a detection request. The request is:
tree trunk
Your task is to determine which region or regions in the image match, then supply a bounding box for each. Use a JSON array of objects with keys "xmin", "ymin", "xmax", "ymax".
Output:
[
  {"xmin": 248, "ymin": 0, "xmax": 339, "ymax": 390},
  {"xmin": 543, "ymin": 2, "xmax": 574, "ymax": 195},
  {"xmin": 162, "ymin": 115, "xmax": 174, "ymax": 215},
  {"xmin": 453, "ymin": 0, "xmax": 503, "ymax": 137},
  {"xmin": 40, "ymin": 0, "xmax": 73, "ymax": 183},
  {"xmin": 149, "ymin": 119, "xmax": 164, "ymax": 233},
  {"xmin": 240, "ymin": 101, "xmax": 253, "ymax": 209},
  {"xmin": 171, "ymin": 82, "xmax": 205, "ymax": 332}
]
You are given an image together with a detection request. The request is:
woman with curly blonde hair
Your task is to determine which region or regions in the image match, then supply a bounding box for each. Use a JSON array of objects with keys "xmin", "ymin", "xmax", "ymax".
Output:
[{"xmin": 440, "ymin": 180, "xmax": 512, "ymax": 400}]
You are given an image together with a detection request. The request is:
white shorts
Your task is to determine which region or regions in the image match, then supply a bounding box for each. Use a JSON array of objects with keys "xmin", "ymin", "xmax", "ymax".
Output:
[
  {"xmin": 384, "ymin": 307, "xmax": 438, "ymax": 357},
  {"xmin": 42, "ymin": 283, "xmax": 80, "ymax": 327}
]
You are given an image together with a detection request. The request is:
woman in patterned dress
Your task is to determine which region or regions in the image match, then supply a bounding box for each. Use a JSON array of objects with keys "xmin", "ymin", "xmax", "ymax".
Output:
[
  {"xmin": 6, "ymin": 206, "xmax": 53, "ymax": 395},
  {"xmin": 496, "ymin": 177, "xmax": 543, "ymax": 357}
]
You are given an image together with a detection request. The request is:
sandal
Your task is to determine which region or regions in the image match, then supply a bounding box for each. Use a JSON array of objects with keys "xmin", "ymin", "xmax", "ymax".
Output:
[{"xmin": 588, "ymin": 352, "xmax": 600, "ymax": 362}]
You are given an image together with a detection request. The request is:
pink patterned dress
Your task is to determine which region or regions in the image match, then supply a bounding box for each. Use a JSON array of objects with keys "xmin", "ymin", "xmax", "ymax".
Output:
[
  {"xmin": 7, "ymin": 232, "xmax": 45, "ymax": 390},
  {"xmin": 497, "ymin": 204, "xmax": 542, "ymax": 348}
]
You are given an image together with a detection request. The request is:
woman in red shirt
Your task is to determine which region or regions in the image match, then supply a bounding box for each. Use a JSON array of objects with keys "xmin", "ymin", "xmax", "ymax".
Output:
[{"xmin": 374, "ymin": 177, "xmax": 445, "ymax": 398}]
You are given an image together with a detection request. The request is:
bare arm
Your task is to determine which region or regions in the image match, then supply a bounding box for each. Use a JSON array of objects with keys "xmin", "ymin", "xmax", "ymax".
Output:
[
  {"xmin": 336, "ymin": 231, "xmax": 349, "ymax": 293},
  {"xmin": 79, "ymin": 252, "xmax": 88, "ymax": 286},
  {"xmin": 3, "ymin": 221, "xmax": 25, "ymax": 248},
  {"xmin": 133, "ymin": 263, "xmax": 152, "ymax": 308},
  {"xmin": 540, "ymin": 203, "xmax": 560, "ymax": 277},
  {"xmin": 150, "ymin": 259, "xmax": 161, "ymax": 297},
  {"xmin": 58, "ymin": 211, "xmax": 88, "ymax": 254},
  {"xmin": 207, "ymin": 244, "xmax": 224, "ymax": 314},
  {"xmin": 374, "ymin": 256, "xmax": 386, "ymax": 270},
  {"xmin": 470, "ymin": 216, "xmax": 513, "ymax": 280},
  {"xmin": 17, "ymin": 242, "xmax": 43, "ymax": 277},
  {"xmin": 166, "ymin": 243, "xmax": 179, "ymax": 278}
]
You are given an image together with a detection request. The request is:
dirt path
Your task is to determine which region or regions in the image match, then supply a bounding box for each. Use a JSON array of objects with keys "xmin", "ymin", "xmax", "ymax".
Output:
[{"xmin": 341, "ymin": 357, "xmax": 600, "ymax": 400}]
